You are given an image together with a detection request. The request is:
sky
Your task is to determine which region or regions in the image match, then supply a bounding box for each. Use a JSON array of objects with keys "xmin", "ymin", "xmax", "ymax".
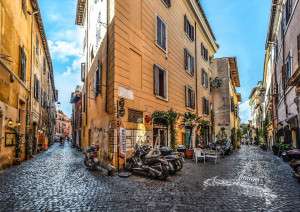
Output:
[{"xmin": 39, "ymin": 0, "xmax": 272, "ymax": 123}]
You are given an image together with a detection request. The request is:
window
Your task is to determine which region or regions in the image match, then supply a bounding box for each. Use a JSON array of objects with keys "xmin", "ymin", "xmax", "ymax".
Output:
[
  {"xmin": 201, "ymin": 69, "xmax": 208, "ymax": 88},
  {"xmin": 153, "ymin": 64, "xmax": 167, "ymax": 99},
  {"xmin": 203, "ymin": 97, "xmax": 209, "ymax": 115},
  {"xmin": 22, "ymin": 0, "xmax": 27, "ymax": 15},
  {"xmin": 201, "ymin": 43, "xmax": 209, "ymax": 61},
  {"xmin": 36, "ymin": 34, "xmax": 39, "ymax": 56},
  {"xmin": 286, "ymin": 53, "xmax": 292, "ymax": 80},
  {"xmin": 19, "ymin": 46, "xmax": 26, "ymax": 81},
  {"xmin": 94, "ymin": 63, "xmax": 102, "ymax": 96},
  {"xmin": 81, "ymin": 63, "xmax": 85, "ymax": 82},
  {"xmin": 43, "ymin": 58, "xmax": 47, "ymax": 75},
  {"xmin": 184, "ymin": 15, "xmax": 194, "ymax": 41},
  {"xmin": 185, "ymin": 86, "xmax": 195, "ymax": 109},
  {"xmin": 156, "ymin": 16, "xmax": 167, "ymax": 51},
  {"xmin": 297, "ymin": 34, "xmax": 300, "ymax": 66},
  {"xmin": 128, "ymin": 109, "xmax": 143, "ymax": 123},
  {"xmin": 285, "ymin": 0, "xmax": 293, "ymax": 25},
  {"xmin": 161, "ymin": 0, "xmax": 171, "ymax": 8},
  {"xmin": 34, "ymin": 75, "xmax": 40, "ymax": 100},
  {"xmin": 184, "ymin": 48, "xmax": 194, "ymax": 76}
]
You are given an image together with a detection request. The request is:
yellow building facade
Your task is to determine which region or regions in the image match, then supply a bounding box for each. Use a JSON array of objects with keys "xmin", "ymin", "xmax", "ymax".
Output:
[
  {"xmin": 0, "ymin": 0, "xmax": 56, "ymax": 169},
  {"xmin": 76, "ymin": 0, "xmax": 219, "ymax": 167}
]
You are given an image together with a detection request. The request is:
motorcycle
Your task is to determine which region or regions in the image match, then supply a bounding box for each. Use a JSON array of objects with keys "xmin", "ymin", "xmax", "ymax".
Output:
[
  {"xmin": 282, "ymin": 149, "xmax": 300, "ymax": 180},
  {"xmin": 159, "ymin": 146, "xmax": 184, "ymax": 174},
  {"xmin": 84, "ymin": 144, "xmax": 115, "ymax": 176},
  {"xmin": 125, "ymin": 144, "xmax": 169, "ymax": 180}
]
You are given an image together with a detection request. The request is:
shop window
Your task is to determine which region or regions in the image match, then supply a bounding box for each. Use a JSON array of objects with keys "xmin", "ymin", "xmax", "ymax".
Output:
[
  {"xmin": 156, "ymin": 16, "xmax": 167, "ymax": 51},
  {"xmin": 185, "ymin": 86, "xmax": 195, "ymax": 109},
  {"xmin": 184, "ymin": 15, "xmax": 194, "ymax": 41},
  {"xmin": 153, "ymin": 65, "xmax": 167, "ymax": 99},
  {"xmin": 128, "ymin": 109, "xmax": 143, "ymax": 123},
  {"xmin": 184, "ymin": 48, "xmax": 194, "ymax": 76}
]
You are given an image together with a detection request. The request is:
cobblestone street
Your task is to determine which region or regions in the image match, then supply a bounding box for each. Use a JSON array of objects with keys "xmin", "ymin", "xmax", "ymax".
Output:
[{"xmin": 0, "ymin": 143, "xmax": 300, "ymax": 212}]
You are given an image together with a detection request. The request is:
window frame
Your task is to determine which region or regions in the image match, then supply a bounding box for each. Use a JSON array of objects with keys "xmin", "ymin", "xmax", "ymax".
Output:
[
  {"xmin": 184, "ymin": 48, "xmax": 195, "ymax": 76},
  {"xmin": 185, "ymin": 85, "xmax": 195, "ymax": 109},
  {"xmin": 156, "ymin": 15, "xmax": 168, "ymax": 52},
  {"xmin": 184, "ymin": 15, "xmax": 194, "ymax": 41},
  {"xmin": 201, "ymin": 69, "xmax": 209, "ymax": 88},
  {"xmin": 19, "ymin": 46, "xmax": 26, "ymax": 82},
  {"xmin": 153, "ymin": 64, "xmax": 168, "ymax": 101},
  {"xmin": 161, "ymin": 0, "xmax": 171, "ymax": 8},
  {"xmin": 94, "ymin": 62, "xmax": 102, "ymax": 97},
  {"xmin": 202, "ymin": 97, "xmax": 210, "ymax": 115}
]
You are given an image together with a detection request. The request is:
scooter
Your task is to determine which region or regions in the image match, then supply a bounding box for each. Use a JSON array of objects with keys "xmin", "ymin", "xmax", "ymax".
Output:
[
  {"xmin": 125, "ymin": 144, "xmax": 169, "ymax": 180},
  {"xmin": 84, "ymin": 144, "xmax": 115, "ymax": 176},
  {"xmin": 159, "ymin": 146, "xmax": 184, "ymax": 173}
]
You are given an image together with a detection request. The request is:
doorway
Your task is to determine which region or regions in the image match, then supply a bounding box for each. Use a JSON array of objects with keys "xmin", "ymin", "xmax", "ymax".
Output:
[{"xmin": 153, "ymin": 127, "xmax": 168, "ymax": 147}]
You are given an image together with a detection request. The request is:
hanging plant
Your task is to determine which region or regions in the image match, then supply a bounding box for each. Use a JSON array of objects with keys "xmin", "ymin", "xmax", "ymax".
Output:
[{"xmin": 166, "ymin": 109, "xmax": 178, "ymax": 149}]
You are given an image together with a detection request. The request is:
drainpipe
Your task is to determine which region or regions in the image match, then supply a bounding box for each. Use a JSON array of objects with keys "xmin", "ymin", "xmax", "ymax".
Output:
[{"xmin": 105, "ymin": 0, "xmax": 109, "ymax": 113}]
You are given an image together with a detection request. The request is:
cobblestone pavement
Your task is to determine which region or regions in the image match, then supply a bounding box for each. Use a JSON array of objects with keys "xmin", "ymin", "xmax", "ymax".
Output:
[{"xmin": 0, "ymin": 143, "xmax": 300, "ymax": 212}]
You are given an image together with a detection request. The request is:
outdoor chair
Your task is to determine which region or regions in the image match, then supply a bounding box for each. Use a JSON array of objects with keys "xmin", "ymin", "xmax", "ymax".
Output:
[
  {"xmin": 194, "ymin": 148, "xmax": 206, "ymax": 164},
  {"xmin": 205, "ymin": 149, "xmax": 218, "ymax": 164}
]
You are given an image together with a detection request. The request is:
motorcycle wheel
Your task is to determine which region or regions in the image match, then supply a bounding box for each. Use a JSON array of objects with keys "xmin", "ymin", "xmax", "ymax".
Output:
[
  {"xmin": 157, "ymin": 164, "xmax": 169, "ymax": 180},
  {"xmin": 168, "ymin": 161, "xmax": 176, "ymax": 175},
  {"xmin": 125, "ymin": 159, "xmax": 134, "ymax": 171},
  {"xmin": 84, "ymin": 159, "xmax": 96, "ymax": 171},
  {"xmin": 175, "ymin": 159, "xmax": 183, "ymax": 171}
]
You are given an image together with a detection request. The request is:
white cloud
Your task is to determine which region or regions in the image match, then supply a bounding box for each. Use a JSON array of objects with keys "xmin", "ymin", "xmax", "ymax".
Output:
[
  {"xmin": 48, "ymin": 40, "xmax": 82, "ymax": 62},
  {"xmin": 239, "ymin": 100, "xmax": 251, "ymax": 124}
]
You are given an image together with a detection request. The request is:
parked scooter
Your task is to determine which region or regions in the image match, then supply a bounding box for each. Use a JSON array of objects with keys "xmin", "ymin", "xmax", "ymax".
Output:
[
  {"xmin": 84, "ymin": 144, "xmax": 115, "ymax": 176},
  {"xmin": 282, "ymin": 149, "xmax": 300, "ymax": 180},
  {"xmin": 159, "ymin": 146, "xmax": 184, "ymax": 174},
  {"xmin": 125, "ymin": 144, "xmax": 169, "ymax": 180}
]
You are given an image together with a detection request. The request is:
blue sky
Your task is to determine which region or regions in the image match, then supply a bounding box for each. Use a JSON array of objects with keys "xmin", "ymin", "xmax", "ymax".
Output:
[{"xmin": 39, "ymin": 0, "xmax": 272, "ymax": 123}]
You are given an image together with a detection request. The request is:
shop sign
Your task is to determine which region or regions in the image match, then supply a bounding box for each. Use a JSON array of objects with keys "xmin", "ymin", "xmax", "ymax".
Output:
[
  {"xmin": 128, "ymin": 109, "xmax": 143, "ymax": 123},
  {"xmin": 118, "ymin": 86, "xmax": 134, "ymax": 100},
  {"xmin": 119, "ymin": 128, "xmax": 126, "ymax": 156},
  {"xmin": 5, "ymin": 132, "xmax": 16, "ymax": 146}
]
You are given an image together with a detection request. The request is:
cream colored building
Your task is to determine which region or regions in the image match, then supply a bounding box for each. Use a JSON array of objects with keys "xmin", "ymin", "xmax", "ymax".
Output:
[
  {"xmin": 76, "ymin": 0, "xmax": 219, "ymax": 167},
  {"xmin": 0, "ymin": 0, "xmax": 56, "ymax": 169}
]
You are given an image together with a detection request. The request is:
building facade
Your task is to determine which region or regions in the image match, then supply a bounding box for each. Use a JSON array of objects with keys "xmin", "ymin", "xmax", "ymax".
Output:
[
  {"xmin": 0, "ymin": 0, "xmax": 56, "ymax": 169},
  {"xmin": 75, "ymin": 0, "xmax": 219, "ymax": 167},
  {"xmin": 264, "ymin": 0, "xmax": 300, "ymax": 147},
  {"xmin": 55, "ymin": 110, "xmax": 72, "ymax": 139},
  {"xmin": 212, "ymin": 57, "xmax": 241, "ymax": 147},
  {"xmin": 70, "ymin": 86, "xmax": 82, "ymax": 148}
]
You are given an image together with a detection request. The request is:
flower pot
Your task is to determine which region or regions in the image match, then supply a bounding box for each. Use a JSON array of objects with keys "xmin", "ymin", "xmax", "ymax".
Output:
[{"xmin": 185, "ymin": 149, "xmax": 194, "ymax": 159}]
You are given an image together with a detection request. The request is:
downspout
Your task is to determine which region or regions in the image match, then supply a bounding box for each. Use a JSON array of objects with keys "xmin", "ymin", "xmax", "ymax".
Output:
[
  {"xmin": 194, "ymin": 21, "xmax": 198, "ymax": 147},
  {"xmin": 105, "ymin": 0, "xmax": 109, "ymax": 113}
]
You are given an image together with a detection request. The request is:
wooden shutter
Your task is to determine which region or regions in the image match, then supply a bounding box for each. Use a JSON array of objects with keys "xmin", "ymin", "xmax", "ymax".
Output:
[
  {"xmin": 191, "ymin": 56, "xmax": 194, "ymax": 76},
  {"xmin": 191, "ymin": 25, "xmax": 195, "ymax": 41},
  {"xmin": 184, "ymin": 49, "xmax": 188, "ymax": 70},
  {"xmin": 185, "ymin": 86, "xmax": 188, "ymax": 107},
  {"xmin": 163, "ymin": 69, "xmax": 167, "ymax": 98},
  {"xmin": 162, "ymin": 21, "xmax": 166, "ymax": 50},
  {"xmin": 184, "ymin": 15, "xmax": 187, "ymax": 34},
  {"xmin": 191, "ymin": 90, "xmax": 195, "ymax": 109},
  {"xmin": 153, "ymin": 65, "xmax": 159, "ymax": 95},
  {"xmin": 99, "ymin": 63, "xmax": 102, "ymax": 94}
]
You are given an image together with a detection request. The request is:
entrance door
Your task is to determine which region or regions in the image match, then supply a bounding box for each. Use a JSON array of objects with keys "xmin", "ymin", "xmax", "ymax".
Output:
[
  {"xmin": 153, "ymin": 128, "xmax": 168, "ymax": 147},
  {"xmin": 185, "ymin": 128, "xmax": 192, "ymax": 148}
]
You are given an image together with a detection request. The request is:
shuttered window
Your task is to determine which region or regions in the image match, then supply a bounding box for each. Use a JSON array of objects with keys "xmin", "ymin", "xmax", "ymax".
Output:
[
  {"xmin": 94, "ymin": 63, "xmax": 102, "ymax": 96},
  {"xmin": 153, "ymin": 65, "xmax": 167, "ymax": 99},
  {"xmin": 185, "ymin": 86, "xmax": 195, "ymax": 109},
  {"xmin": 156, "ymin": 16, "xmax": 167, "ymax": 51},
  {"xmin": 203, "ymin": 97, "xmax": 209, "ymax": 115},
  {"xmin": 286, "ymin": 53, "xmax": 292, "ymax": 80},
  {"xmin": 19, "ymin": 46, "xmax": 26, "ymax": 81},
  {"xmin": 81, "ymin": 63, "xmax": 85, "ymax": 82},
  {"xmin": 184, "ymin": 15, "xmax": 194, "ymax": 41},
  {"xmin": 161, "ymin": 0, "xmax": 171, "ymax": 8},
  {"xmin": 201, "ymin": 43, "xmax": 209, "ymax": 61},
  {"xmin": 34, "ymin": 75, "xmax": 40, "ymax": 100},
  {"xmin": 201, "ymin": 69, "xmax": 208, "ymax": 88},
  {"xmin": 184, "ymin": 48, "xmax": 194, "ymax": 76}
]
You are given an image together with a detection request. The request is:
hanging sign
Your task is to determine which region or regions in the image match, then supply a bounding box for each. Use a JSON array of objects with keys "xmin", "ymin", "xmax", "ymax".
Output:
[{"xmin": 119, "ymin": 128, "xmax": 126, "ymax": 157}]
